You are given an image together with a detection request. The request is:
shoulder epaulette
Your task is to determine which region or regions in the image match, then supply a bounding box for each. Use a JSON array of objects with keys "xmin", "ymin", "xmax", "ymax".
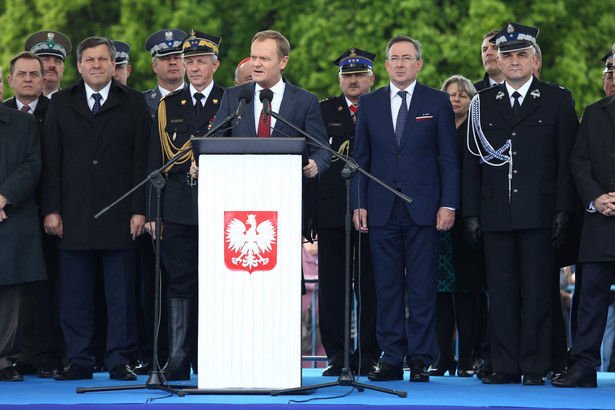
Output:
[{"xmin": 320, "ymin": 96, "xmax": 336, "ymax": 103}]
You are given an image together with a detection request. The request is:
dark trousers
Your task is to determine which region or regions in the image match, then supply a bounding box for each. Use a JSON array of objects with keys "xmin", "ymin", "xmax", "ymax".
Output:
[
  {"xmin": 317, "ymin": 227, "xmax": 380, "ymax": 369},
  {"xmin": 569, "ymin": 261, "xmax": 615, "ymax": 373},
  {"xmin": 369, "ymin": 197, "xmax": 438, "ymax": 368},
  {"xmin": 58, "ymin": 249, "xmax": 138, "ymax": 371},
  {"xmin": 483, "ymin": 229, "xmax": 553, "ymax": 375},
  {"xmin": 0, "ymin": 284, "xmax": 21, "ymax": 369}
]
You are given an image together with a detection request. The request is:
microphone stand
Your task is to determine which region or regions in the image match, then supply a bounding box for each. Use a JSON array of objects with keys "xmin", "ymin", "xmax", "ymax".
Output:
[
  {"xmin": 76, "ymin": 110, "xmax": 243, "ymax": 396},
  {"xmin": 268, "ymin": 109, "xmax": 408, "ymax": 398}
]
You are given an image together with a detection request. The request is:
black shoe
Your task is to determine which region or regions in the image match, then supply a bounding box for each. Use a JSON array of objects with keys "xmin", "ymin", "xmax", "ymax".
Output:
[
  {"xmin": 551, "ymin": 369, "xmax": 597, "ymax": 388},
  {"xmin": 358, "ymin": 364, "xmax": 378, "ymax": 376},
  {"xmin": 457, "ymin": 369, "xmax": 474, "ymax": 377},
  {"xmin": 37, "ymin": 365, "xmax": 57, "ymax": 378},
  {"xmin": 481, "ymin": 372, "xmax": 521, "ymax": 384},
  {"xmin": 476, "ymin": 363, "xmax": 493, "ymax": 380},
  {"xmin": 523, "ymin": 373, "xmax": 545, "ymax": 385},
  {"xmin": 322, "ymin": 364, "xmax": 343, "ymax": 377},
  {"xmin": 429, "ymin": 361, "xmax": 457, "ymax": 376},
  {"xmin": 0, "ymin": 366, "xmax": 23, "ymax": 382},
  {"xmin": 109, "ymin": 364, "xmax": 137, "ymax": 381},
  {"xmin": 368, "ymin": 362, "xmax": 403, "ymax": 381},
  {"xmin": 13, "ymin": 362, "xmax": 36, "ymax": 375},
  {"xmin": 409, "ymin": 360, "xmax": 429, "ymax": 382},
  {"xmin": 54, "ymin": 362, "xmax": 93, "ymax": 381},
  {"xmin": 131, "ymin": 361, "xmax": 151, "ymax": 375}
]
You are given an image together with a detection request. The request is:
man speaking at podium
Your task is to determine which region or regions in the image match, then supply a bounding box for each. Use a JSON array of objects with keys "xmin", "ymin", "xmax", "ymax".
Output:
[{"xmin": 210, "ymin": 30, "xmax": 330, "ymax": 178}]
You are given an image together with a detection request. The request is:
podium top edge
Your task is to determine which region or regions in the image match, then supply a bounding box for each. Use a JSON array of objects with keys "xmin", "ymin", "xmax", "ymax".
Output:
[{"xmin": 191, "ymin": 137, "xmax": 306, "ymax": 155}]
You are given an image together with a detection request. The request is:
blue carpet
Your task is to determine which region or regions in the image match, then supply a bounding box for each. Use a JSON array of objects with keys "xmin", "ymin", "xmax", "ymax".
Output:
[{"xmin": 1, "ymin": 369, "xmax": 614, "ymax": 409}]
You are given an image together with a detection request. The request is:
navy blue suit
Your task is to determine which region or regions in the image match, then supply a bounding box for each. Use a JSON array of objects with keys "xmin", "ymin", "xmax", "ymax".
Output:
[
  {"xmin": 210, "ymin": 79, "xmax": 330, "ymax": 176},
  {"xmin": 351, "ymin": 82, "xmax": 459, "ymax": 368}
]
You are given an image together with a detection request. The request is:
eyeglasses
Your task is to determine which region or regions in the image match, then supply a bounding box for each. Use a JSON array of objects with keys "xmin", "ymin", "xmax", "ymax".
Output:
[{"xmin": 388, "ymin": 56, "xmax": 417, "ymax": 63}]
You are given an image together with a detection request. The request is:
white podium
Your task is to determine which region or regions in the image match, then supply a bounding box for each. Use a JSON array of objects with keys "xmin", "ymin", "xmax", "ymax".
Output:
[{"xmin": 193, "ymin": 137, "xmax": 304, "ymax": 391}]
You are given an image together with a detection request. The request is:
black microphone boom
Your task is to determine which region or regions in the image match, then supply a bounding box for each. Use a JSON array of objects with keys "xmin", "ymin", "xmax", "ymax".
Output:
[
  {"xmin": 235, "ymin": 88, "xmax": 253, "ymax": 121},
  {"xmin": 259, "ymin": 88, "xmax": 273, "ymax": 122}
]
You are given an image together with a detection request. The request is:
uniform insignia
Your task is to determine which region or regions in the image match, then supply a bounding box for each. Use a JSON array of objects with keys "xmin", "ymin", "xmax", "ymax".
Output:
[
  {"xmin": 337, "ymin": 106, "xmax": 343, "ymax": 111},
  {"xmin": 496, "ymin": 91, "xmax": 505, "ymax": 100},
  {"xmin": 170, "ymin": 119, "xmax": 184, "ymax": 123},
  {"xmin": 164, "ymin": 31, "xmax": 173, "ymax": 41},
  {"xmin": 349, "ymin": 47, "xmax": 357, "ymax": 57},
  {"xmin": 213, "ymin": 99, "xmax": 218, "ymax": 104},
  {"xmin": 507, "ymin": 23, "xmax": 514, "ymax": 34},
  {"xmin": 151, "ymin": 92, "xmax": 157, "ymax": 99},
  {"xmin": 328, "ymin": 122, "xmax": 343, "ymax": 127},
  {"xmin": 181, "ymin": 100, "xmax": 186, "ymax": 105},
  {"xmin": 47, "ymin": 32, "xmax": 55, "ymax": 41},
  {"xmin": 530, "ymin": 89, "xmax": 540, "ymax": 99}
]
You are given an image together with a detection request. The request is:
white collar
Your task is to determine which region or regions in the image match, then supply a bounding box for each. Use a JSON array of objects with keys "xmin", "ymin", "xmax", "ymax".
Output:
[
  {"xmin": 389, "ymin": 80, "xmax": 417, "ymax": 99},
  {"xmin": 84, "ymin": 80, "xmax": 111, "ymax": 102},
  {"xmin": 505, "ymin": 76, "xmax": 533, "ymax": 100}
]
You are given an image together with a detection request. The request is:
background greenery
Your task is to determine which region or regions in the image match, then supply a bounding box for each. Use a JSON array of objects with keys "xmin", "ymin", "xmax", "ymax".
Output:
[{"xmin": 1, "ymin": 0, "xmax": 613, "ymax": 115}]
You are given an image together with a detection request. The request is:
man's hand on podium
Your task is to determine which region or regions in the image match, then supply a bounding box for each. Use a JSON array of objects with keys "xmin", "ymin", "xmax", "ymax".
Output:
[{"xmin": 303, "ymin": 159, "xmax": 318, "ymax": 178}]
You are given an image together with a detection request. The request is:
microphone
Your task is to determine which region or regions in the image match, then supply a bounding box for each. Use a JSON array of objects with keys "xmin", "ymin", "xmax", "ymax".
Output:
[
  {"xmin": 235, "ymin": 88, "xmax": 253, "ymax": 121},
  {"xmin": 259, "ymin": 88, "xmax": 274, "ymax": 123}
]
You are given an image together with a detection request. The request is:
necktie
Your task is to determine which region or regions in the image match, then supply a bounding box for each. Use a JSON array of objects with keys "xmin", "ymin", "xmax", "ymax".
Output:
[
  {"xmin": 194, "ymin": 92, "xmax": 204, "ymax": 118},
  {"xmin": 92, "ymin": 93, "xmax": 102, "ymax": 115},
  {"xmin": 349, "ymin": 104, "xmax": 357, "ymax": 114},
  {"xmin": 512, "ymin": 91, "xmax": 521, "ymax": 119},
  {"xmin": 21, "ymin": 105, "xmax": 31, "ymax": 113},
  {"xmin": 257, "ymin": 104, "xmax": 271, "ymax": 137},
  {"xmin": 395, "ymin": 90, "xmax": 408, "ymax": 146}
]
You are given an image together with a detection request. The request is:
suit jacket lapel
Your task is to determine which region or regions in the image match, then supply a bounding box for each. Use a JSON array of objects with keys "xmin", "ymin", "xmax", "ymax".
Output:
[
  {"xmin": 513, "ymin": 78, "xmax": 540, "ymax": 126},
  {"xmin": 97, "ymin": 83, "xmax": 120, "ymax": 116},
  {"xmin": 178, "ymin": 87, "xmax": 199, "ymax": 130},
  {"xmin": 401, "ymin": 82, "xmax": 425, "ymax": 148},
  {"xmin": 379, "ymin": 85, "xmax": 396, "ymax": 146},
  {"xmin": 494, "ymin": 85, "xmax": 515, "ymax": 126},
  {"xmin": 69, "ymin": 81, "xmax": 95, "ymax": 120},
  {"xmin": 245, "ymin": 83, "xmax": 257, "ymax": 136},
  {"xmin": 272, "ymin": 80, "xmax": 296, "ymax": 138},
  {"xmin": 606, "ymin": 96, "xmax": 615, "ymax": 130}
]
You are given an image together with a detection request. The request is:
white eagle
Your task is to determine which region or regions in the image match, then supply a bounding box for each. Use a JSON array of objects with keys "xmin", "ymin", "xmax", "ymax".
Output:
[{"xmin": 226, "ymin": 214, "xmax": 276, "ymax": 269}]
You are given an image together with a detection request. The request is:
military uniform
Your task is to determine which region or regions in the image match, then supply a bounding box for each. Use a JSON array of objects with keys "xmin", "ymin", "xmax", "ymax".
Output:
[
  {"xmin": 462, "ymin": 23, "xmax": 578, "ymax": 382},
  {"xmin": 146, "ymin": 30, "xmax": 224, "ymax": 381}
]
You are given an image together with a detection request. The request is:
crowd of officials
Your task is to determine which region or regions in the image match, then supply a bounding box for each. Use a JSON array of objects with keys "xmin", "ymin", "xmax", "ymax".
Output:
[{"xmin": 1, "ymin": 21, "xmax": 615, "ymax": 390}]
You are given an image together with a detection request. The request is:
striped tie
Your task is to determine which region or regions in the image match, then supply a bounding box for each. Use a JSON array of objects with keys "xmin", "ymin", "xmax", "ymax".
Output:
[{"xmin": 395, "ymin": 90, "xmax": 408, "ymax": 146}]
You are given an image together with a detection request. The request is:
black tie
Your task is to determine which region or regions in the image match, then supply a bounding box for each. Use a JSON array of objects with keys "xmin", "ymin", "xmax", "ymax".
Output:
[
  {"xmin": 194, "ymin": 92, "xmax": 204, "ymax": 118},
  {"xmin": 512, "ymin": 91, "xmax": 521, "ymax": 119}
]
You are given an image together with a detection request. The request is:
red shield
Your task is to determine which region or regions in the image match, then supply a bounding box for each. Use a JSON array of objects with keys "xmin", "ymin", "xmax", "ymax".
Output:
[{"xmin": 224, "ymin": 211, "xmax": 278, "ymax": 274}]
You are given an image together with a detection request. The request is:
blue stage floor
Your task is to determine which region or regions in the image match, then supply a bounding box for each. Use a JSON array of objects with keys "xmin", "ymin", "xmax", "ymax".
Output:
[{"xmin": 1, "ymin": 369, "xmax": 615, "ymax": 409}]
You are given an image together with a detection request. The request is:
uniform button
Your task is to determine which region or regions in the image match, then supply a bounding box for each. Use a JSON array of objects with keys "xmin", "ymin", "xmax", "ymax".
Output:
[
  {"xmin": 191, "ymin": 134, "xmax": 195, "ymax": 138},
  {"xmin": 511, "ymin": 132, "xmax": 517, "ymax": 136},
  {"xmin": 513, "ymin": 169, "xmax": 518, "ymax": 174},
  {"xmin": 610, "ymin": 153, "xmax": 615, "ymax": 158},
  {"xmin": 397, "ymin": 155, "xmax": 402, "ymax": 159},
  {"xmin": 513, "ymin": 189, "xmax": 518, "ymax": 193},
  {"xmin": 92, "ymin": 160, "xmax": 98, "ymax": 165},
  {"xmin": 538, "ymin": 120, "xmax": 542, "ymax": 124},
  {"xmin": 512, "ymin": 151, "xmax": 517, "ymax": 155}
]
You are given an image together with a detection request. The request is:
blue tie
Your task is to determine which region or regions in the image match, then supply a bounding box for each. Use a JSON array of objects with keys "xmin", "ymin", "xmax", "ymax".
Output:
[
  {"xmin": 395, "ymin": 90, "xmax": 408, "ymax": 146},
  {"xmin": 92, "ymin": 93, "xmax": 102, "ymax": 115}
]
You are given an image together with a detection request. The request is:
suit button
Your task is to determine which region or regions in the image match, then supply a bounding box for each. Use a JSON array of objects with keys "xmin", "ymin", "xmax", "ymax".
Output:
[
  {"xmin": 92, "ymin": 160, "xmax": 98, "ymax": 165},
  {"xmin": 397, "ymin": 155, "xmax": 402, "ymax": 159}
]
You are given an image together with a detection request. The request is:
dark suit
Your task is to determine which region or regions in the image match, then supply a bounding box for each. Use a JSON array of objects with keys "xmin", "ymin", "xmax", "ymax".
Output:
[
  {"xmin": 473, "ymin": 73, "xmax": 495, "ymax": 92},
  {"xmin": 569, "ymin": 95, "xmax": 615, "ymax": 373},
  {"xmin": 351, "ymin": 82, "xmax": 459, "ymax": 368},
  {"xmin": 3, "ymin": 95, "xmax": 64, "ymax": 372},
  {"xmin": 316, "ymin": 95, "xmax": 379, "ymax": 370},
  {"xmin": 0, "ymin": 105, "xmax": 46, "ymax": 370},
  {"xmin": 210, "ymin": 79, "xmax": 330, "ymax": 175},
  {"xmin": 41, "ymin": 78, "xmax": 151, "ymax": 371},
  {"xmin": 462, "ymin": 78, "xmax": 578, "ymax": 375}
]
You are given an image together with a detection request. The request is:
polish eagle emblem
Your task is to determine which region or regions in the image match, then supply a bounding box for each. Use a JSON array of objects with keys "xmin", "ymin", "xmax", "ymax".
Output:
[{"xmin": 224, "ymin": 211, "xmax": 277, "ymax": 273}]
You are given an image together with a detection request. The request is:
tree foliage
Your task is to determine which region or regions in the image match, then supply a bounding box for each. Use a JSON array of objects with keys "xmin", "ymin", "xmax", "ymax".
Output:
[{"xmin": 1, "ymin": 0, "xmax": 613, "ymax": 115}]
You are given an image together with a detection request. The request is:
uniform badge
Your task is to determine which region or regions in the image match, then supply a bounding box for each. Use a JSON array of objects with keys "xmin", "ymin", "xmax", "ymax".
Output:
[
  {"xmin": 151, "ymin": 92, "xmax": 157, "ymax": 99},
  {"xmin": 496, "ymin": 91, "xmax": 505, "ymax": 100},
  {"xmin": 337, "ymin": 106, "xmax": 343, "ymax": 111},
  {"xmin": 224, "ymin": 211, "xmax": 278, "ymax": 274},
  {"xmin": 164, "ymin": 31, "xmax": 174, "ymax": 41},
  {"xmin": 213, "ymin": 99, "xmax": 218, "ymax": 104},
  {"xmin": 181, "ymin": 100, "xmax": 186, "ymax": 105},
  {"xmin": 507, "ymin": 23, "xmax": 514, "ymax": 34},
  {"xmin": 47, "ymin": 32, "xmax": 55, "ymax": 41},
  {"xmin": 530, "ymin": 89, "xmax": 541, "ymax": 99}
]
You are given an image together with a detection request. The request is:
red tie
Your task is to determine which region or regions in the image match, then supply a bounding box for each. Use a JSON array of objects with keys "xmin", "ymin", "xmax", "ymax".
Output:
[
  {"xmin": 349, "ymin": 104, "xmax": 357, "ymax": 114},
  {"xmin": 257, "ymin": 105, "xmax": 271, "ymax": 138},
  {"xmin": 21, "ymin": 105, "xmax": 31, "ymax": 112}
]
